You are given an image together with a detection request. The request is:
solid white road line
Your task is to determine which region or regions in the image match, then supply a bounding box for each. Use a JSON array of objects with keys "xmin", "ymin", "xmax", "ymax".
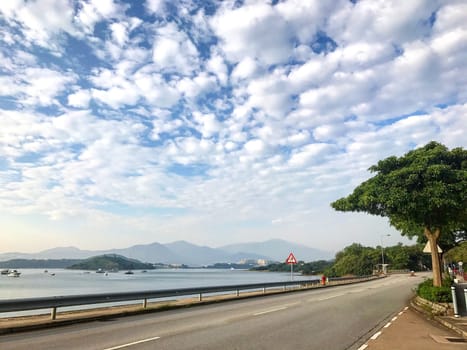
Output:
[
  {"xmin": 103, "ymin": 336, "xmax": 161, "ymax": 350},
  {"xmin": 253, "ymin": 306, "xmax": 288, "ymax": 316}
]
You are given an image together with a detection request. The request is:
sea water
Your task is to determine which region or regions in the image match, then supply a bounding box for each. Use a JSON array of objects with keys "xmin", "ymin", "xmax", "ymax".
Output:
[{"xmin": 0, "ymin": 268, "xmax": 316, "ymax": 317}]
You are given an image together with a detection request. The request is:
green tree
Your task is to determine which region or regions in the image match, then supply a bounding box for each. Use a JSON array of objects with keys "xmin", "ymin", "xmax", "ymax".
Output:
[
  {"xmin": 331, "ymin": 142, "xmax": 467, "ymax": 286},
  {"xmin": 326, "ymin": 243, "xmax": 379, "ymax": 276}
]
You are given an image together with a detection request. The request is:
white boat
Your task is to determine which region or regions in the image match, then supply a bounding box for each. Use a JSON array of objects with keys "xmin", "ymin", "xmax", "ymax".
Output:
[
  {"xmin": 7, "ymin": 270, "xmax": 21, "ymax": 277},
  {"xmin": 1, "ymin": 269, "xmax": 10, "ymax": 275}
]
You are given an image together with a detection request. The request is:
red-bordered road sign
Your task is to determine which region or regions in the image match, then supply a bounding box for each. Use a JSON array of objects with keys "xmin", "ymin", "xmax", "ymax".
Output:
[{"xmin": 286, "ymin": 252, "xmax": 297, "ymax": 265}]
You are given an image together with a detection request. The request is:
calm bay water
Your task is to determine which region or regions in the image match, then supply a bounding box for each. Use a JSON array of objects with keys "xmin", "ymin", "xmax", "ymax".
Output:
[{"xmin": 0, "ymin": 268, "xmax": 315, "ymax": 300}]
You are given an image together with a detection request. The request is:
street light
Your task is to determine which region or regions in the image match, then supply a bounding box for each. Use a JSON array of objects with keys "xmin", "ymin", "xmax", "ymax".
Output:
[{"xmin": 380, "ymin": 234, "xmax": 391, "ymax": 274}]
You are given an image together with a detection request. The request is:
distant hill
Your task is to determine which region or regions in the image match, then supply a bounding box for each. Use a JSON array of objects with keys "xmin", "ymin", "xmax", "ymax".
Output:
[
  {"xmin": 220, "ymin": 239, "xmax": 333, "ymax": 262},
  {"xmin": 0, "ymin": 239, "xmax": 332, "ymax": 266},
  {"xmin": 67, "ymin": 255, "xmax": 155, "ymax": 271},
  {"xmin": 0, "ymin": 259, "xmax": 80, "ymax": 269}
]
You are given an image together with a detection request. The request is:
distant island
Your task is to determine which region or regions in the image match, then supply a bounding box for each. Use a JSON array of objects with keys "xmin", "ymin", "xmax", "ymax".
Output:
[
  {"xmin": 0, "ymin": 259, "xmax": 81, "ymax": 269},
  {"xmin": 67, "ymin": 254, "xmax": 156, "ymax": 271}
]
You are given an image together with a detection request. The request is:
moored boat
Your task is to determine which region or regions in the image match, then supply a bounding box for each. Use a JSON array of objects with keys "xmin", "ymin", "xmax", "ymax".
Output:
[{"xmin": 7, "ymin": 270, "xmax": 21, "ymax": 277}]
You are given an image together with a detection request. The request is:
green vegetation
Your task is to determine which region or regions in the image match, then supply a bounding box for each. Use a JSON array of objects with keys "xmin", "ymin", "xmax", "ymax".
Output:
[
  {"xmin": 444, "ymin": 241, "xmax": 467, "ymax": 264},
  {"xmin": 331, "ymin": 142, "xmax": 467, "ymax": 286},
  {"xmin": 324, "ymin": 243, "xmax": 430, "ymax": 277},
  {"xmin": 417, "ymin": 278, "xmax": 452, "ymax": 303},
  {"xmin": 67, "ymin": 254, "xmax": 155, "ymax": 271},
  {"xmin": 254, "ymin": 243, "xmax": 430, "ymax": 277},
  {"xmin": 252, "ymin": 260, "xmax": 333, "ymax": 275}
]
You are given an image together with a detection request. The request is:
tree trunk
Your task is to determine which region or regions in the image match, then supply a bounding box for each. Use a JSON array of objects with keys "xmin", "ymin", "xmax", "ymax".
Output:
[{"xmin": 424, "ymin": 227, "xmax": 442, "ymax": 287}]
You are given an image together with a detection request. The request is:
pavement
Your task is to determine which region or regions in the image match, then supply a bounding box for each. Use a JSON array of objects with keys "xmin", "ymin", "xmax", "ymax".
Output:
[{"xmin": 357, "ymin": 304, "xmax": 467, "ymax": 349}]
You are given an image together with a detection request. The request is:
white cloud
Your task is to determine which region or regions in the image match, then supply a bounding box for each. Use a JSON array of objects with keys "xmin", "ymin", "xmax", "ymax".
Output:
[
  {"xmin": 21, "ymin": 67, "xmax": 77, "ymax": 106},
  {"xmin": 231, "ymin": 57, "xmax": 259, "ymax": 82},
  {"xmin": 211, "ymin": 3, "xmax": 293, "ymax": 65},
  {"xmin": 193, "ymin": 112, "xmax": 221, "ymax": 138},
  {"xmin": 244, "ymin": 139, "xmax": 265, "ymax": 155},
  {"xmin": 0, "ymin": 0, "xmax": 77, "ymax": 49},
  {"xmin": 288, "ymin": 143, "xmax": 336, "ymax": 167},
  {"xmin": 68, "ymin": 89, "xmax": 91, "ymax": 108},
  {"xmin": 152, "ymin": 23, "xmax": 200, "ymax": 75},
  {"xmin": 0, "ymin": 0, "xmax": 466, "ymax": 253}
]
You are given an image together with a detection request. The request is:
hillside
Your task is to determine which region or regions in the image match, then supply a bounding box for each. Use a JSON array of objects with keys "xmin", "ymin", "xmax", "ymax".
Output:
[
  {"xmin": 221, "ymin": 239, "xmax": 333, "ymax": 261},
  {"xmin": 0, "ymin": 259, "xmax": 80, "ymax": 269},
  {"xmin": 67, "ymin": 254, "xmax": 155, "ymax": 271},
  {"xmin": 0, "ymin": 239, "xmax": 333, "ymax": 266}
]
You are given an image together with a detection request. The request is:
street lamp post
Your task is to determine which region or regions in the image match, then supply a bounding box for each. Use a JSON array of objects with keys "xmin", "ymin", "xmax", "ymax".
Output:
[{"xmin": 380, "ymin": 234, "xmax": 390, "ymax": 274}]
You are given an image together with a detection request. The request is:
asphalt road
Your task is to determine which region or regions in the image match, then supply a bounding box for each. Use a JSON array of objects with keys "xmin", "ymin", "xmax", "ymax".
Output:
[{"xmin": 0, "ymin": 274, "xmax": 427, "ymax": 350}]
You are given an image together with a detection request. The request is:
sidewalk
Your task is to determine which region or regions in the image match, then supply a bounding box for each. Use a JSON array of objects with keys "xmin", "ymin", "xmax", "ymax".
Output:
[{"xmin": 359, "ymin": 306, "xmax": 467, "ymax": 349}]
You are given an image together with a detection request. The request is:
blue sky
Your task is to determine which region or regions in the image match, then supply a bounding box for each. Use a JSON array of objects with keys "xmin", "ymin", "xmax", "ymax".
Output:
[{"xmin": 0, "ymin": 0, "xmax": 466, "ymax": 254}]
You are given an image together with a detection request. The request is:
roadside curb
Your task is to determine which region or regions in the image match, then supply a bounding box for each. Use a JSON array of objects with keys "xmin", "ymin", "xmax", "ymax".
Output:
[{"xmin": 410, "ymin": 297, "xmax": 467, "ymax": 337}]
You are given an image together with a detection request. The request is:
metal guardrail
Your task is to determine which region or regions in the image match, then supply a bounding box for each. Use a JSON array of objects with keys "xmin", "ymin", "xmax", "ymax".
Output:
[{"xmin": 0, "ymin": 276, "xmax": 375, "ymax": 320}]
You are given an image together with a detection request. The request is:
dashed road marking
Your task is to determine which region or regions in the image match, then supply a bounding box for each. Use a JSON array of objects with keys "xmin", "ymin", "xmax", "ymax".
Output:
[
  {"xmin": 370, "ymin": 331, "xmax": 382, "ymax": 340},
  {"xmin": 357, "ymin": 344, "xmax": 368, "ymax": 350},
  {"xmin": 317, "ymin": 293, "xmax": 345, "ymax": 301},
  {"xmin": 383, "ymin": 322, "xmax": 391, "ymax": 328},
  {"xmin": 253, "ymin": 306, "xmax": 288, "ymax": 316},
  {"xmin": 103, "ymin": 336, "xmax": 161, "ymax": 350}
]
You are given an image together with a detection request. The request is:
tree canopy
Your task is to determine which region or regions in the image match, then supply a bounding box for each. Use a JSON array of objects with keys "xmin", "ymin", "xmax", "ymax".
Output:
[{"xmin": 331, "ymin": 141, "xmax": 467, "ymax": 286}]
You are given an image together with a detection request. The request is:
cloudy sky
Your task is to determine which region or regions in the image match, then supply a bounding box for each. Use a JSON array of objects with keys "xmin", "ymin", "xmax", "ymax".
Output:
[{"xmin": 0, "ymin": 0, "xmax": 466, "ymax": 254}]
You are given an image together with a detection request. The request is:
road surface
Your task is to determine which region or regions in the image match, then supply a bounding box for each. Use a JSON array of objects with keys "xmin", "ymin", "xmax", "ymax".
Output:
[{"xmin": 0, "ymin": 273, "xmax": 427, "ymax": 350}]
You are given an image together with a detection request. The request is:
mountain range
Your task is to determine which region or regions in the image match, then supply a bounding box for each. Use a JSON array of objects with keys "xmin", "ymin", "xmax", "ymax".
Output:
[{"xmin": 0, "ymin": 239, "xmax": 333, "ymax": 266}]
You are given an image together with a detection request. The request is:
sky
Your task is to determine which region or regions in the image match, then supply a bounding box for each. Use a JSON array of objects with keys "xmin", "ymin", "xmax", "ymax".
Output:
[{"xmin": 0, "ymin": 0, "xmax": 466, "ymax": 255}]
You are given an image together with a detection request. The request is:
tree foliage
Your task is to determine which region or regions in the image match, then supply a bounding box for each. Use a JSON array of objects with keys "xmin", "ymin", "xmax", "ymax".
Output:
[
  {"xmin": 324, "ymin": 243, "xmax": 429, "ymax": 277},
  {"xmin": 331, "ymin": 142, "xmax": 467, "ymax": 286}
]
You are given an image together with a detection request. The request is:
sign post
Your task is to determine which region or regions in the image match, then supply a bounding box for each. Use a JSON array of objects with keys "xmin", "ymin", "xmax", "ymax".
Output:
[{"xmin": 286, "ymin": 252, "xmax": 297, "ymax": 281}]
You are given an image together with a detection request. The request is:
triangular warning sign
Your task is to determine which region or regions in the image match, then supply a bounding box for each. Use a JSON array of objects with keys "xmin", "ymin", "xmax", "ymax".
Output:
[
  {"xmin": 422, "ymin": 242, "xmax": 442, "ymax": 253},
  {"xmin": 286, "ymin": 252, "xmax": 297, "ymax": 265}
]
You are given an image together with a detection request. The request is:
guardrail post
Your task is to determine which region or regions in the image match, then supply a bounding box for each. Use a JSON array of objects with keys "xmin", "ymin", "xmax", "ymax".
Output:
[
  {"xmin": 143, "ymin": 298, "xmax": 147, "ymax": 309},
  {"xmin": 451, "ymin": 286, "xmax": 459, "ymax": 318},
  {"xmin": 236, "ymin": 289, "xmax": 240, "ymax": 297},
  {"xmin": 199, "ymin": 293, "xmax": 202, "ymax": 302},
  {"xmin": 51, "ymin": 307, "xmax": 57, "ymax": 320},
  {"xmin": 263, "ymin": 287, "xmax": 266, "ymax": 294}
]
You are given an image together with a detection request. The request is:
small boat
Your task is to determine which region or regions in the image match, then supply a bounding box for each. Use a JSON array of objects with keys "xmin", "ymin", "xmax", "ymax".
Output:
[
  {"xmin": 7, "ymin": 270, "xmax": 21, "ymax": 277},
  {"xmin": 124, "ymin": 270, "xmax": 134, "ymax": 275},
  {"xmin": 1, "ymin": 269, "xmax": 10, "ymax": 275},
  {"xmin": 96, "ymin": 268, "xmax": 105, "ymax": 273}
]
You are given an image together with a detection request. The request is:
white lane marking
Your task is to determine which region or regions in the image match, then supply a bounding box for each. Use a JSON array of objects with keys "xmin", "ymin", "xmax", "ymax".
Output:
[
  {"xmin": 404, "ymin": 306, "xmax": 408, "ymax": 311},
  {"xmin": 253, "ymin": 306, "xmax": 287, "ymax": 316},
  {"xmin": 103, "ymin": 336, "xmax": 161, "ymax": 350},
  {"xmin": 398, "ymin": 311, "xmax": 404, "ymax": 315},
  {"xmin": 317, "ymin": 293, "xmax": 345, "ymax": 301},
  {"xmin": 383, "ymin": 322, "xmax": 391, "ymax": 328},
  {"xmin": 391, "ymin": 316, "xmax": 398, "ymax": 321},
  {"xmin": 370, "ymin": 331, "xmax": 382, "ymax": 340},
  {"xmin": 357, "ymin": 345, "xmax": 368, "ymax": 350}
]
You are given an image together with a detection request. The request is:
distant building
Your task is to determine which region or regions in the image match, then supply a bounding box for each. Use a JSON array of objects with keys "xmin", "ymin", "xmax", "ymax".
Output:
[{"xmin": 238, "ymin": 259, "xmax": 271, "ymax": 266}]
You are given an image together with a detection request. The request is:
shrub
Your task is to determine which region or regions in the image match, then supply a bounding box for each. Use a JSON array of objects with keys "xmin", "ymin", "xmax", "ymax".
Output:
[{"xmin": 417, "ymin": 278, "xmax": 452, "ymax": 303}]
